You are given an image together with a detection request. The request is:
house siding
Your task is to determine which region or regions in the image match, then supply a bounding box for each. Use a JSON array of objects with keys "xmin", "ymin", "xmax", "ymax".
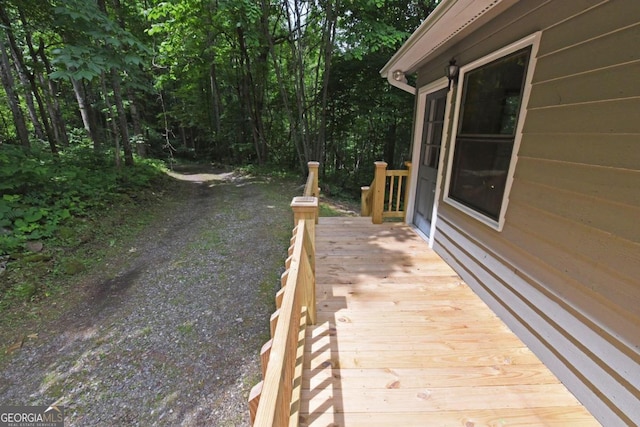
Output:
[{"xmin": 414, "ymin": 0, "xmax": 640, "ymax": 425}]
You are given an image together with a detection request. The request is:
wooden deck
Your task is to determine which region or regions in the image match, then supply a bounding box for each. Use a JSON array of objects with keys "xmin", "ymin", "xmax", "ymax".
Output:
[{"xmin": 299, "ymin": 217, "xmax": 600, "ymax": 426}]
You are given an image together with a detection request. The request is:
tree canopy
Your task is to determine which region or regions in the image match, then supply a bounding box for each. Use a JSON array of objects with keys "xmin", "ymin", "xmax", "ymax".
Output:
[{"xmin": 0, "ymin": 0, "xmax": 438, "ymax": 188}]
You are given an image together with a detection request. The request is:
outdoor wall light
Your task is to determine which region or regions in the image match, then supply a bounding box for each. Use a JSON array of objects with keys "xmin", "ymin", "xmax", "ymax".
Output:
[
  {"xmin": 392, "ymin": 70, "xmax": 405, "ymax": 82},
  {"xmin": 446, "ymin": 59, "xmax": 459, "ymax": 89}
]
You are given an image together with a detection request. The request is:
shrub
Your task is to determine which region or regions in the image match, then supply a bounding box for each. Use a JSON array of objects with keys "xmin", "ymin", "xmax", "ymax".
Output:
[{"xmin": 0, "ymin": 141, "xmax": 167, "ymax": 256}]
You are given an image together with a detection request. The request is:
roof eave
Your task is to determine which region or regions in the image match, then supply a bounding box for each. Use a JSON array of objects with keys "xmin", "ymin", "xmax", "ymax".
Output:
[{"xmin": 381, "ymin": 0, "xmax": 518, "ymax": 85}]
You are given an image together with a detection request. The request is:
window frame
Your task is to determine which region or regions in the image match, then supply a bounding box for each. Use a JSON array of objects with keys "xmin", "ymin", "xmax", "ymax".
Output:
[{"xmin": 443, "ymin": 32, "xmax": 541, "ymax": 231}]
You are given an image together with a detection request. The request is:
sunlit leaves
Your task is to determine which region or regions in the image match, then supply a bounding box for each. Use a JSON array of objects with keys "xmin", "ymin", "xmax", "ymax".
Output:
[{"xmin": 49, "ymin": 0, "xmax": 148, "ymax": 82}]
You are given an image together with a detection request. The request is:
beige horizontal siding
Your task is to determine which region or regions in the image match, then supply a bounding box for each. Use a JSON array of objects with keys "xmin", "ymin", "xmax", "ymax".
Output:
[
  {"xmin": 518, "ymin": 133, "xmax": 639, "ymax": 170},
  {"xmin": 535, "ymin": 23, "xmax": 640, "ymax": 82},
  {"xmin": 413, "ymin": 0, "xmax": 640, "ymax": 425},
  {"xmin": 523, "ymin": 98, "xmax": 640, "ymax": 134},
  {"xmin": 528, "ymin": 61, "xmax": 640, "ymax": 108},
  {"xmin": 416, "ymin": 0, "xmax": 605, "ymax": 87},
  {"xmin": 537, "ymin": 0, "xmax": 640, "ymax": 57},
  {"xmin": 438, "ymin": 202, "xmax": 640, "ymax": 348},
  {"xmin": 513, "ymin": 156, "xmax": 640, "ymax": 207},
  {"xmin": 504, "ymin": 198, "xmax": 639, "ymax": 313},
  {"xmin": 508, "ymin": 174, "xmax": 640, "ymax": 247},
  {"xmin": 434, "ymin": 216, "xmax": 640, "ymax": 424}
]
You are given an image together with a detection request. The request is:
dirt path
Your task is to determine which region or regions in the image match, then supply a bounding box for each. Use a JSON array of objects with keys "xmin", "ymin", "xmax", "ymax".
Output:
[{"xmin": 0, "ymin": 166, "xmax": 298, "ymax": 426}]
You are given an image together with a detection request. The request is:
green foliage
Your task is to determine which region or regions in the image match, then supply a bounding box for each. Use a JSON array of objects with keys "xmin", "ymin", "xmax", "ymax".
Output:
[
  {"xmin": 319, "ymin": 203, "xmax": 343, "ymax": 217},
  {"xmin": 236, "ymin": 163, "xmax": 298, "ymax": 180},
  {"xmin": 337, "ymin": 0, "xmax": 437, "ymax": 59},
  {"xmin": 2, "ymin": 0, "xmax": 439, "ymax": 202},
  {"xmin": 5, "ymin": 282, "xmax": 38, "ymax": 302},
  {"xmin": 49, "ymin": 0, "xmax": 149, "ymax": 82},
  {"xmin": 0, "ymin": 142, "xmax": 166, "ymax": 256}
]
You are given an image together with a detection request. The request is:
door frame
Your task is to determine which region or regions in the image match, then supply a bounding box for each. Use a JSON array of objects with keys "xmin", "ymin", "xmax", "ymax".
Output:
[{"xmin": 405, "ymin": 77, "xmax": 452, "ymax": 248}]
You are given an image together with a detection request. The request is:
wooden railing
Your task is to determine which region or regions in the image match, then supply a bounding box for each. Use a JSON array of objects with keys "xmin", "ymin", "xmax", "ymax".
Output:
[
  {"xmin": 361, "ymin": 161, "xmax": 412, "ymax": 224},
  {"xmin": 303, "ymin": 161, "xmax": 320, "ymax": 199},
  {"xmin": 304, "ymin": 161, "xmax": 319, "ymax": 224},
  {"xmin": 248, "ymin": 162, "xmax": 319, "ymax": 427}
]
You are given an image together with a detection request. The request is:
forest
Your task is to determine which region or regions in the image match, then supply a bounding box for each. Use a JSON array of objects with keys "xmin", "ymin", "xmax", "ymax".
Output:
[{"xmin": 0, "ymin": 0, "xmax": 437, "ymax": 261}]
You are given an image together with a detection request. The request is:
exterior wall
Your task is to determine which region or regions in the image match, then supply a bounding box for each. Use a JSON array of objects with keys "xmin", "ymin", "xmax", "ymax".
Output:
[{"xmin": 414, "ymin": 0, "xmax": 640, "ymax": 425}]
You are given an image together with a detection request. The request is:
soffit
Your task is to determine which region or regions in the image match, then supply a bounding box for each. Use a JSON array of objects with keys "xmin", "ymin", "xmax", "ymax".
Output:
[{"xmin": 381, "ymin": 0, "xmax": 519, "ymax": 78}]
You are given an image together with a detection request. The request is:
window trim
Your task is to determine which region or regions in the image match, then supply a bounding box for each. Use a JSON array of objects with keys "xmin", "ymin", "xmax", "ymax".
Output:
[{"xmin": 443, "ymin": 32, "xmax": 541, "ymax": 231}]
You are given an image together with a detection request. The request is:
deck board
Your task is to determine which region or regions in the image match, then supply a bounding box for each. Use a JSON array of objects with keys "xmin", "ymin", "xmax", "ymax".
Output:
[{"xmin": 300, "ymin": 217, "xmax": 600, "ymax": 426}]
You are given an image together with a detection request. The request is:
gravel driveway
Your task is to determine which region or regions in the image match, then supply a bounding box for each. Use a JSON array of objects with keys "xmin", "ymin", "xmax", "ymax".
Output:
[{"xmin": 0, "ymin": 166, "xmax": 297, "ymax": 426}]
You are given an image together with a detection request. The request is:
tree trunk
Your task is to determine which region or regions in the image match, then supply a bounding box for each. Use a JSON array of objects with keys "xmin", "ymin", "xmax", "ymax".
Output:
[
  {"xmin": 209, "ymin": 62, "xmax": 222, "ymax": 135},
  {"xmin": 10, "ymin": 47, "xmax": 44, "ymax": 140},
  {"xmin": 203, "ymin": 3, "xmax": 222, "ymax": 157},
  {"xmin": 289, "ymin": 0, "xmax": 312, "ymax": 166},
  {"xmin": 71, "ymin": 78, "xmax": 101, "ymax": 149},
  {"xmin": 111, "ymin": 0, "xmax": 126, "ymax": 28},
  {"xmin": 127, "ymin": 88, "xmax": 142, "ymax": 137},
  {"xmin": 251, "ymin": 4, "xmax": 271, "ymax": 163},
  {"xmin": 36, "ymin": 66, "xmax": 66, "ymax": 147},
  {"xmin": 0, "ymin": 37, "xmax": 30, "ymax": 148},
  {"xmin": 315, "ymin": 0, "xmax": 337, "ymax": 164},
  {"xmin": 128, "ymin": 88, "xmax": 145, "ymax": 157},
  {"xmin": 0, "ymin": 4, "xmax": 56, "ymax": 153},
  {"xmin": 0, "ymin": 107, "xmax": 11, "ymax": 137},
  {"xmin": 100, "ymin": 0, "xmax": 132, "ymax": 165},
  {"xmin": 236, "ymin": 26, "xmax": 266, "ymax": 164},
  {"xmin": 265, "ymin": 0, "xmax": 305, "ymax": 174},
  {"xmin": 180, "ymin": 126, "xmax": 187, "ymax": 148},
  {"xmin": 101, "ymin": 73, "xmax": 121, "ymax": 167},
  {"xmin": 111, "ymin": 69, "xmax": 133, "ymax": 166},
  {"xmin": 33, "ymin": 34, "xmax": 69, "ymax": 147}
]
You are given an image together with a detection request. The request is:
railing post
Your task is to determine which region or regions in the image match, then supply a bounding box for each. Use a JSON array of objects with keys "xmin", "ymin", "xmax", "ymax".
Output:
[
  {"xmin": 372, "ymin": 161, "xmax": 387, "ymax": 224},
  {"xmin": 307, "ymin": 161, "xmax": 320, "ymax": 224},
  {"xmin": 360, "ymin": 186, "xmax": 371, "ymax": 216},
  {"xmin": 291, "ymin": 196, "xmax": 317, "ymax": 243},
  {"xmin": 291, "ymin": 196, "xmax": 317, "ymax": 325}
]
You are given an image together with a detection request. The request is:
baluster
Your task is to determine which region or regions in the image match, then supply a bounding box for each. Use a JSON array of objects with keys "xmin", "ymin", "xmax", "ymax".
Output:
[
  {"xmin": 388, "ymin": 174, "xmax": 395, "ymax": 212},
  {"xmin": 396, "ymin": 173, "xmax": 403, "ymax": 212}
]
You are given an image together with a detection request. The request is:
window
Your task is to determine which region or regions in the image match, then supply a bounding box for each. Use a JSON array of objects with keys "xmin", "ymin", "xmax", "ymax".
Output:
[
  {"xmin": 444, "ymin": 34, "xmax": 539, "ymax": 230},
  {"xmin": 422, "ymin": 94, "xmax": 446, "ymax": 169}
]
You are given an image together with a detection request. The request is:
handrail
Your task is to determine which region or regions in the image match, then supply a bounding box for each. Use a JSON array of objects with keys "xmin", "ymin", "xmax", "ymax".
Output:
[
  {"xmin": 248, "ymin": 162, "xmax": 319, "ymax": 427},
  {"xmin": 304, "ymin": 161, "xmax": 319, "ymax": 223},
  {"xmin": 360, "ymin": 161, "xmax": 412, "ymax": 224},
  {"xmin": 304, "ymin": 171, "xmax": 315, "ymax": 197},
  {"xmin": 360, "ymin": 180, "xmax": 374, "ymax": 216},
  {"xmin": 303, "ymin": 161, "xmax": 319, "ymax": 198}
]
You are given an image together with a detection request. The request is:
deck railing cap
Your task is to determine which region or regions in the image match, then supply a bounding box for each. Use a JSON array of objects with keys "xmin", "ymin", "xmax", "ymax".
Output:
[{"xmin": 291, "ymin": 196, "xmax": 318, "ymax": 207}]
